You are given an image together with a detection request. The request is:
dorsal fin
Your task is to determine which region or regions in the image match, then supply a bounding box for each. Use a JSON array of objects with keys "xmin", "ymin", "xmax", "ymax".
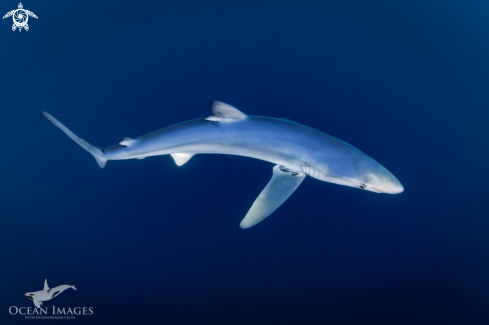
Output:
[
  {"xmin": 119, "ymin": 137, "xmax": 136, "ymax": 147},
  {"xmin": 44, "ymin": 279, "xmax": 49, "ymax": 291},
  {"xmin": 205, "ymin": 101, "xmax": 247, "ymax": 122},
  {"xmin": 170, "ymin": 153, "xmax": 195, "ymax": 166}
]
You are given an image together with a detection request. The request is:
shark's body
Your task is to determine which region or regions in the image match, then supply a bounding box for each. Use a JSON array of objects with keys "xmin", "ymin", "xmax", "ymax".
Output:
[
  {"xmin": 25, "ymin": 280, "xmax": 77, "ymax": 308},
  {"xmin": 42, "ymin": 101, "xmax": 403, "ymax": 228}
]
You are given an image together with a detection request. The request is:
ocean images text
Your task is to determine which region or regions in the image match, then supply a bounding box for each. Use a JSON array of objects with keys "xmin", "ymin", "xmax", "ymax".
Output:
[{"xmin": 9, "ymin": 306, "xmax": 94, "ymax": 316}]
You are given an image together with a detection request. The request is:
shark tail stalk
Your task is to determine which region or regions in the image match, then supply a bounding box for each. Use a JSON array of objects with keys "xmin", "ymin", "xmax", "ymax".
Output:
[{"xmin": 40, "ymin": 112, "xmax": 107, "ymax": 168}]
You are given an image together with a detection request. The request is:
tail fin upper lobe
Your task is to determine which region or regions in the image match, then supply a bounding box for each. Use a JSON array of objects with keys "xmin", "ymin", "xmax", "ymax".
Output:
[{"xmin": 41, "ymin": 112, "xmax": 107, "ymax": 168}]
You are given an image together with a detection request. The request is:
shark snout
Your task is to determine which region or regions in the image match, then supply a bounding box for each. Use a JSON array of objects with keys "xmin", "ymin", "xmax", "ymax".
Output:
[
  {"xmin": 384, "ymin": 177, "xmax": 404, "ymax": 194},
  {"xmin": 375, "ymin": 171, "xmax": 404, "ymax": 194},
  {"xmin": 363, "ymin": 168, "xmax": 404, "ymax": 194}
]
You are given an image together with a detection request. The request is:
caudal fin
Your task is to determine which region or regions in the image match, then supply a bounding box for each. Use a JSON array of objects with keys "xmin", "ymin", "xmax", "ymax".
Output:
[{"xmin": 41, "ymin": 112, "xmax": 107, "ymax": 168}]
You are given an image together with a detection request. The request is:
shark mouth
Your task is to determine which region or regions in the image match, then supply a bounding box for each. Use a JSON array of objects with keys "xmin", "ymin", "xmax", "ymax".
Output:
[{"xmin": 26, "ymin": 296, "xmax": 33, "ymax": 300}]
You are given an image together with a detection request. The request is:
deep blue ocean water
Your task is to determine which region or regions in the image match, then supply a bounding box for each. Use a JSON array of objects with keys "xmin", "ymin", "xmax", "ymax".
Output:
[{"xmin": 1, "ymin": 0, "xmax": 489, "ymax": 324}]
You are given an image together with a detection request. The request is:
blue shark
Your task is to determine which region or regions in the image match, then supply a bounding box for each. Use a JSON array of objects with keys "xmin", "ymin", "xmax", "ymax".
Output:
[{"xmin": 41, "ymin": 101, "xmax": 403, "ymax": 228}]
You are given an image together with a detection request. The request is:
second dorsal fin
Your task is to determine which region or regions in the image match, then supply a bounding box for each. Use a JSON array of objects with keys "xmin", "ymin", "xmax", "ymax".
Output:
[
  {"xmin": 119, "ymin": 137, "xmax": 136, "ymax": 147},
  {"xmin": 205, "ymin": 101, "xmax": 247, "ymax": 122}
]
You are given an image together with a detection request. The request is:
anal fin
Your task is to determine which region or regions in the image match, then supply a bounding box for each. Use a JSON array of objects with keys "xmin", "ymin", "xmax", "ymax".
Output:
[
  {"xmin": 240, "ymin": 165, "xmax": 305, "ymax": 229},
  {"xmin": 170, "ymin": 153, "xmax": 195, "ymax": 166}
]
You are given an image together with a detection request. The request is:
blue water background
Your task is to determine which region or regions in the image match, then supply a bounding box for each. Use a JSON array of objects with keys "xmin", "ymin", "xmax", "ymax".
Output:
[{"xmin": 1, "ymin": 0, "xmax": 489, "ymax": 324}]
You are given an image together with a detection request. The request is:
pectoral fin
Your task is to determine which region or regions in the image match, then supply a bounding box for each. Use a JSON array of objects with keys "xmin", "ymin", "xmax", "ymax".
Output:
[
  {"xmin": 34, "ymin": 300, "xmax": 41, "ymax": 308},
  {"xmin": 240, "ymin": 165, "xmax": 305, "ymax": 229}
]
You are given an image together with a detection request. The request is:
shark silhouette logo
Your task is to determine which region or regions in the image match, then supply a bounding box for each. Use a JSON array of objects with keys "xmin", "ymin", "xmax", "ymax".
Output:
[{"xmin": 25, "ymin": 280, "xmax": 77, "ymax": 308}]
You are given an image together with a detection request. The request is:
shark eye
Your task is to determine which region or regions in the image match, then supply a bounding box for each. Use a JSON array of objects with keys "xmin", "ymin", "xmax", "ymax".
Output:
[{"xmin": 360, "ymin": 184, "xmax": 367, "ymax": 189}]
